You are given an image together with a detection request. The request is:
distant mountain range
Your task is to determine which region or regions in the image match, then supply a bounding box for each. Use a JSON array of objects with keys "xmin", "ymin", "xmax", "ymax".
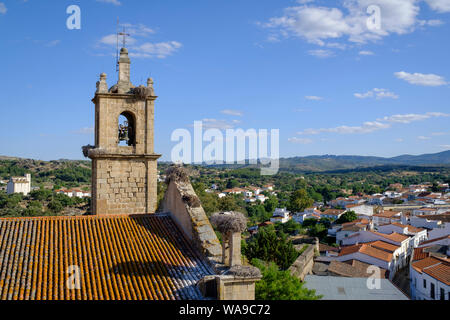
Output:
[
  {"xmin": 278, "ymin": 150, "xmax": 450, "ymax": 172},
  {"xmin": 2, "ymin": 150, "xmax": 450, "ymax": 174}
]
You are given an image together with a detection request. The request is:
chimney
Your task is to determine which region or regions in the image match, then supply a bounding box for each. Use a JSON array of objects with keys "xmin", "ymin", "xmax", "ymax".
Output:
[
  {"xmin": 207, "ymin": 211, "xmax": 262, "ymax": 300},
  {"xmin": 211, "ymin": 212, "xmax": 247, "ymax": 267}
]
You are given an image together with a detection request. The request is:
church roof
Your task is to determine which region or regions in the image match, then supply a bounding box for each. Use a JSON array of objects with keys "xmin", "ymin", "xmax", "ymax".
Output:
[{"xmin": 0, "ymin": 214, "xmax": 214, "ymax": 300}]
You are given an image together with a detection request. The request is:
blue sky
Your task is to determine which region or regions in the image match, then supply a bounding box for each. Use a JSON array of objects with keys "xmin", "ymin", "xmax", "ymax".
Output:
[{"xmin": 0, "ymin": 0, "xmax": 449, "ymax": 161}]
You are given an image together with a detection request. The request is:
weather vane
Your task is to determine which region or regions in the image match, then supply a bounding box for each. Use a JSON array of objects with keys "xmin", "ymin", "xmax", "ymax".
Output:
[{"xmin": 116, "ymin": 18, "xmax": 130, "ymax": 72}]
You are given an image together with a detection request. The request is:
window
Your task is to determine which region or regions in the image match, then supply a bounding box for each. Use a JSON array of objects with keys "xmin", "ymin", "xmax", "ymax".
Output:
[
  {"xmin": 440, "ymin": 288, "xmax": 445, "ymax": 301},
  {"xmin": 430, "ymin": 283, "xmax": 435, "ymax": 299},
  {"xmin": 118, "ymin": 112, "xmax": 136, "ymax": 146},
  {"xmin": 423, "ymin": 279, "xmax": 426, "ymax": 288}
]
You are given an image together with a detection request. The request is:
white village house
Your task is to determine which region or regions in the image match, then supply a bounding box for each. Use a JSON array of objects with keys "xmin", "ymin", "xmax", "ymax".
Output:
[{"xmin": 6, "ymin": 174, "xmax": 31, "ymax": 196}]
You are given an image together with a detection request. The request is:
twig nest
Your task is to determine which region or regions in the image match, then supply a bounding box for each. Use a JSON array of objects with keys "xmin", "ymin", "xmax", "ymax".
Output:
[
  {"xmin": 210, "ymin": 212, "xmax": 247, "ymax": 234},
  {"xmin": 81, "ymin": 145, "xmax": 95, "ymax": 158},
  {"xmin": 182, "ymin": 194, "xmax": 201, "ymax": 208},
  {"xmin": 132, "ymin": 86, "xmax": 152, "ymax": 100},
  {"xmin": 165, "ymin": 165, "xmax": 190, "ymax": 184},
  {"xmin": 226, "ymin": 265, "xmax": 262, "ymax": 278}
]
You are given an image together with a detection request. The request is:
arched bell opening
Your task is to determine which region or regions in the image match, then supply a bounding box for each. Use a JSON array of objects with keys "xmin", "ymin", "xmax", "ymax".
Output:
[{"xmin": 118, "ymin": 111, "xmax": 136, "ymax": 146}]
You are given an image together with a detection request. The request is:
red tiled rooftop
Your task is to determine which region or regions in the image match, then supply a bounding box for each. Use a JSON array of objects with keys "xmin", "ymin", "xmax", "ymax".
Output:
[
  {"xmin": 412, "ymin": 257, "xmax": 450, "ymax": 285},
  {"xmin": 0, "ymin": 214, "xmax": 213, "ymax": 300}
]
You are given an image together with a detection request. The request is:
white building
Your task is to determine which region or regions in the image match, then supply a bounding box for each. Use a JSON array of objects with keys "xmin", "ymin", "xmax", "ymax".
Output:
[
  {"xmin": 255, "ymin": 194, "xmax": 267, "ymax": 203},
  {"xmin": 320, "ymin": 240, "xmax": 403, "ymax": 279},
  {"xmin": 345, "ymin": 204, "xmax": 374, "ymax": 218},
  {"xmin": 378, "ymin": 223, "xmax": 428, "ymax": 248},
  {"xmin": 372, "ymin": 210, "xmax": 402, "ymax": 227},
  {"xmin": 293, "ymin": 208, "xmax": 322, "ymax": 224},
  {"xmin": 410, "ymin": 254, "xmax": 449, "ymax": 300},
  {"xmin": 6, "ymin": 174, "xmax": 31, "ymax": 196},
  {"xmin": 270, "ymin": 208, "xmax": 290, "ymax": 224},
  {"xmin": 341, "ymin": 230, "xmax": 411, "ymax": 268}
]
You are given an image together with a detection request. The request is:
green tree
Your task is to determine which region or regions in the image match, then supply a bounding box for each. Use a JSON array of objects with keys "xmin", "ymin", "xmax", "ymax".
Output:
[
  {"xmin": 335, "ymin": 210, "xmax": 358, "ymax": 224},
  {"xmin": 226, "ymin": 179, "xmax": 239, "ymax": 189},
  {"xmin": 244, "ymin": 226, "xmax": 299, "ymax": 270},
  {"xmin": 23, "ymin": 202, "xmax": 42, "ymax": 217},
  {"xmin": 287, "ymin": 189, "xmax": 313, "ymax": 213},
  {"xmin": 264, "ymin": 196, "xmax": 278, "ymax": 214},
  {"xmin": 48, "ymin": 200, "xmax": 63, "ymax": 214},
  {"xmin": 275, "ymin": 219, "xmax": 303, "ymax": 236},
  {"xmin": 252, "ymin": 259, "xmax": 321, "ymax": 300},
  {"xmin": 218, "ymin": 196, "xmax": 238, "ymax": 212}
]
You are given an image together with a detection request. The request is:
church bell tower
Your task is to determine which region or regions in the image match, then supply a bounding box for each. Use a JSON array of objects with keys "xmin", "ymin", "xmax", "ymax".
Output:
[{"xmin": 89, "ymin": 47, "xmax": 161, "ymax": 215}]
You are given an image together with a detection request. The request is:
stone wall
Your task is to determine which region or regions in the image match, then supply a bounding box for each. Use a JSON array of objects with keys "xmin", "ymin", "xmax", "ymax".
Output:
[
  {"xmin": 92, "ymin": 158, "xmax": 157, "ymax": 215},
  {"xmin": 94, "ymin": 95, "xmax": 155, "ymax": 155},
  {"xmin": 162, "ymin": 179, "xmax": 222, "ymax": 269},
  {"xmin": 289, "ymin": 238, "xmax": 319, "ymax": 281}
]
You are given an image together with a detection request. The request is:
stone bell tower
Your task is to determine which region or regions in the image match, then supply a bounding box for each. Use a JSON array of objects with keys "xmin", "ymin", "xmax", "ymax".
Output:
[{"xmin": 88, "ymin": 48, "xmax": 161, "ymax": 215}]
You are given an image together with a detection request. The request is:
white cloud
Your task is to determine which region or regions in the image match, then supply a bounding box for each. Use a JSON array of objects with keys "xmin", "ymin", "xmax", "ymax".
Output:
[
  {"xmin": 298, "ymin": 111, "xmax": 449, "ymax": 135},
  {"xmin": 0, "ymin": 2, "xmax": 6, "ymax": 14},
  {"xmin": 201, "ymin": 119, "xmax": 236, "ymax": 130},
  {"xmin": 395, "ymin": 138, "xmax": 404, "ymax": 142},
  {"xmin": 97, "ymin": 23, "xmax": 181, "ymax": 59},
  {"xmin": 359, "ymin": 50, "xmax": 374, "ymax": 55},
  {"xmin": 439, "ymin": 144, "xmax": 450, "ymax": 149},
  {"xmin": 394, "ymin": 71, "xmax": 448, "ymax": 86},
  {"xmin": 424, "ymin": 0, "xmax": 450, "ymax": 13},
  {"xmin": 99, "ymin": 34, "xmax": 137, "ymax": 46},
  {"xmin": 418, "ymin": 136, "xmax": 431, "ymax": 140},
  {"xmin": 73, "ymin": 127, "xmax": 94, "ymax": 135},
  {"xmin": 308, "ymin": 49, "xmax": 335, "ymax": 58},
  {"xmin": 378, "ymin": 112, "xmax": 449, "ymax": 124},
  {"xmin": 431, "ymin": 132, "xmax": 448, "ymax": 136},
  {"xmin": 131, "ymin": 41, "xmax": 182, "ymax": 59},
  {"xmin": 305, "ymin": 95, "xmax": 324, "ymax": 100},
  {"xmin": 221, "ymin": 109, "xmax": 243, "ymax": 116},
  {"xmin": 121, "ymin": 23, "xmax": 156, "ymax": 37},
  {"xmin": 262, "ymin": 0, "xmax": 425, "ymax": 46},
  {"xmin": 288, "ymin": 137, "xmax": 313, "ymax": 144},
  {"xmin": 298, "ymin": 121, "xmax": 391, "ymax": 135},
  {"xmin": 354, "ymin": 88, "xmax": 398, "ymax": 99},
  {"xmin": 96, "ymin": 0, "xmax": 121, "ymax": 5},
  {"xmin": 46, "ymin": 40, "xmax": 61, "ymax": 47}
]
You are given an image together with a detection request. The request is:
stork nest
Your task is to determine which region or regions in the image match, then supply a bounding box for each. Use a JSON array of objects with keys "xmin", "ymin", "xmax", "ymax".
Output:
[
  {"xmin": 226, "ymin": 265, "xmax": 262, "ymax": 278},
  {"xmin": 210, "ymin": 212, "xmax": 247, "ymax": 234},
  {"xmin": 132, "ymin": 86, "xmax": 152, "ymax": 100},
  {"xmin": 165, "ymin": 165, "xmax": 190, "ymax": 184},
  {"xmin": 182, "ymin": 194, "xmax": 201, "ymax": 208},
  {"xmin": 81, "ymin": 145, "xmax": 95, "ymax": 158}
]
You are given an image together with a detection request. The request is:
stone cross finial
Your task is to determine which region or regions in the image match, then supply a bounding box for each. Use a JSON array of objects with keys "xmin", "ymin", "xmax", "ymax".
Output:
[
  {"xmin": 147, "ymin": 78, "xmax": 155, "ymax": 96},
  {"xmin": 96, "ymin": 73, "xmax": 108, "ymax": 93}
]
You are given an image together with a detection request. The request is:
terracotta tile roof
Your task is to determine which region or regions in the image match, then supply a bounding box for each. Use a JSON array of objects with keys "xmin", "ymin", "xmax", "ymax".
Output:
[
  {"xmin": 412, "ymin": 257, "xmax": 450, "ymax": 285},
  {"xmin": 424, "ymin": 262, "xmax": 450, "ymax": 286},
  {"xmin": 413, "ymin": 247, "xmax": 429, "ymax": 261},
  {"xmin": 369, "ymin": 240, "xmax": 399, "ymax": 253},
  {"xmin": 0, "ymin": 214, "xmax": 214, "ymax": 300},
  {"xmin": 319, "ymin": 243, "xmax": 339, "ymax": 252},
  {"xmin": 327, "ymin": 260, "xmax": 384, "ymax": 278},
  {"xmin": 371, "ymin": 231, "xmax": 409, "ymax": 243},
  {"xmin": 359, "ymin": 245, "xmax": 393, "ymax": 262},
  {"xmin": 419, "ymin": 235, "xmax": 450, "ymax": 246},
  {"xmin": 339, "ymin": 243, "xmax": 393, "ymax": 263},
  {"xmin": 339, "ymin": 244, "xmax": 362, "ymax": 256},
  {"xmin": 322, "ymin": 209, "xmax": 345, "ymax": 216},
  {"xmin": 373, "ymin": 211, "xmax": 400, "ymax": 218},
  {"xmin": 347, "ymin": 260, "xmax": 387, "ymax": 278}
]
